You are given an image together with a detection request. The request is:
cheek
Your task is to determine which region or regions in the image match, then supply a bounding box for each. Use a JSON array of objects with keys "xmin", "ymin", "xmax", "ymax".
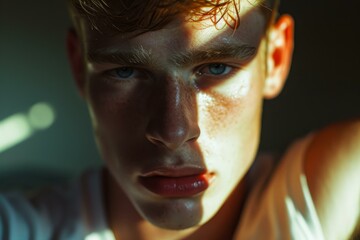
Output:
[
  {"xmin": 197, "ymin": 91, "xmax": 242, "ymax": 137},
  {"xmin": 197, "ymin": 75, "xmax": 262, "ymax": 138},
  {"xmin": 84, "ymin": 77, "xmax": 152, "ymax": 165},
  {"xmin": 87, "ymin": 77, "xmax": 132, "ymax": 119},
  {"xmin": 196, "ymin": 71, "xmax": 264, "ymax": 169},
  {"xmin": 85, "ymin": 76, "xmax": 150, "ymax": 131}
]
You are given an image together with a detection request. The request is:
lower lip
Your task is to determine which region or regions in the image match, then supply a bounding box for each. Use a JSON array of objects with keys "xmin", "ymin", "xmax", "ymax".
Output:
[{"xmin": 139, "ymin": 174, "xmax": 211, "ymax": 198}]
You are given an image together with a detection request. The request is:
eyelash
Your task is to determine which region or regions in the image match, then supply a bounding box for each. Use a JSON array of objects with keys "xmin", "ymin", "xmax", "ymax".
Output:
[
  {"xmin": 102, "ymin": 67, "xmax": 150, "ymax": 85},
  {"xmin": 195, "ymin": 63, "xmax": 237, "ymax": 78},
  {"xmin": 103, "ymin": 63, "xmax": 239, "ymax": 83}
]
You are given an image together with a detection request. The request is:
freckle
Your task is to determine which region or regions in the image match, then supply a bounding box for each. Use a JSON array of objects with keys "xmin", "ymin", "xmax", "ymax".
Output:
[{"xmin": 198, "ymin": 90, "xmax": 240, "ymax": 136}]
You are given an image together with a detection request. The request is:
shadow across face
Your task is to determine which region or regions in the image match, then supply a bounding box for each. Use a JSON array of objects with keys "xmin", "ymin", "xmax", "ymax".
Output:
[{"xmin": 76, "ymin": 2, "xmax": 271, "ymax": 233}]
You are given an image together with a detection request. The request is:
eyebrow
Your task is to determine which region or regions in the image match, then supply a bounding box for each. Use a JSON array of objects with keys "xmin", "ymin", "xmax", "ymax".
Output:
[
  {"xmin": 87, "ymin": 43, "xmax": 257, "ymax": 67},
  {"xmin": 87, "ymin": 45, "xmax": 153, "ymax": 66},
  {"xmin": 171, "ymin": 44, "xmax": 257, "ymax": 67}
]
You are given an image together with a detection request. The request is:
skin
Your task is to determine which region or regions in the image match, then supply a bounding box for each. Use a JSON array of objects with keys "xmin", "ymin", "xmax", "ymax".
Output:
[
  {"xmin": 68, "ymin": 0, "xmax": 360, "ymax": 239},
  {"xmin": 67, "ymin": 0, "xmax": 295, "ymax": 239},
  {"xmin": 304, "ymin": 120, "xmax": 360, "ymax": 240}
]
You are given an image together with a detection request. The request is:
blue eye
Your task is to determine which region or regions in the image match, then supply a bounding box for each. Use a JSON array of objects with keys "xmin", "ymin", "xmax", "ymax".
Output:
[
  {"xmin": 115, "ymin": 67, "xmax": 134, "ymax": 78},
  {"xmin": 208, "ymin": 64, "xmax": 227, "ymax": 75},
  {"xmin": 197, "ymin": 63, "xmax": 233, "ymax": 77}
]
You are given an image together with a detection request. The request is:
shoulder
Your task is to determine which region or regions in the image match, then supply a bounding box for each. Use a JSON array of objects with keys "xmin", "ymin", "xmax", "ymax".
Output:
[
  {"xmin": 235, "ymin": 136, "xmax": 323, "ymax": 240},
  {"xmin": 304, "ymin": 119, "xmax": 360, "ymax": 239}
]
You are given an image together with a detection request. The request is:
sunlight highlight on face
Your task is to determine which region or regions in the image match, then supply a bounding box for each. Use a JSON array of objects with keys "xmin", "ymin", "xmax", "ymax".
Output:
[
  {"xmin": 79, "ymin": 0, "xmax": 270, "ymax": 231},
  {"xmin": 189, "ymin": 2, "xmax": 256, "ymax": 47}
]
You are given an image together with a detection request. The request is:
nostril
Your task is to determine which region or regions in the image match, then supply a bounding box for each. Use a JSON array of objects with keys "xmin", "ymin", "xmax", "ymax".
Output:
[
  {"xmin": 190, "ymin": 126, "xmax": 201, "ymax": 142},
  {"xmin": 147, "ymin": 135, "xmax": 167, "ymax": 147},
  {"xmin": 145, "ymin": 128, "xmax": 192, "ymax": 150},
  {"xmin": 188, "ymin": 136, "xmax": 198, "ymax": 143},
  {"xmin": 145, "ymin": 120, "xmax": 200, "ymax": 150}
]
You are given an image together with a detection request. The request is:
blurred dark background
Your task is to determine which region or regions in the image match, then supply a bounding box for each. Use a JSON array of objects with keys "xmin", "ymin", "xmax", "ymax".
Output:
[
  {"xmin": 0, "ymin": 0, "xmax": 101, "ymax": 188},
  {"xmin": 0, "ymin": 0, "xmax": 359, "ymax": 188},
  {"xmin": 261, "ymin": 0, "xmax": 360, "ymax": 152}
]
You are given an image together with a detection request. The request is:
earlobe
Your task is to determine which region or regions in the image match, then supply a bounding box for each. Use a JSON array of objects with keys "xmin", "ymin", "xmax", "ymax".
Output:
[
  {"xmin": 66, "ymin": 29, "xmax": 86, "ymax": 98},
  {"xmin": 263, "ymin": 14, "xmax": 294, "ymax": 99}
]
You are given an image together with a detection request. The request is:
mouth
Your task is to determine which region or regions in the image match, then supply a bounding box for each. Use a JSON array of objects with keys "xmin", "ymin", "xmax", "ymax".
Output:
[{"xmin": 139, "ymin": 167, "xmax": 215, "ymax": 198}]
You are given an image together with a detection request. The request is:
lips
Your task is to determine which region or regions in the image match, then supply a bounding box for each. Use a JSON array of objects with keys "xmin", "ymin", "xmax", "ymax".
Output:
[{"xmin": 139, "ymin": 167, "xmax": 213, "ymax": 198}]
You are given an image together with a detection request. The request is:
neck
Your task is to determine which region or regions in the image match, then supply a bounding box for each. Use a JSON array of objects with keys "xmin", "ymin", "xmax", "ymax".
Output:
[{"xmin": 103, "ymin": 169, "xmax": 248, "ymax": 240}]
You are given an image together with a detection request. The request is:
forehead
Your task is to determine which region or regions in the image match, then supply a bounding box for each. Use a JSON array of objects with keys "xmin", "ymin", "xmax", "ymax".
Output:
[
  {"xmin": 76, "ymin": 0, "xmax": 267, "ymax": 34},
  {"xmin": 81, "ymin": 1, "xmax": 266, "ymax": 56}
]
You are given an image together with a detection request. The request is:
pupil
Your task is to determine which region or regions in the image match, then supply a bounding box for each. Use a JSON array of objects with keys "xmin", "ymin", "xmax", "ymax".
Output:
[
  {"xmin": 209, "ymin": 64, "xmax": 226, "ymax": 75},
  {"xmin": 116, "ymin": 67, "xmax": 133, "ymax": 78}
]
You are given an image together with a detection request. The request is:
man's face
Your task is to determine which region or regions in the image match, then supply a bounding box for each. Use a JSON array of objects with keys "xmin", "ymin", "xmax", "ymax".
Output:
[{"xmin": 77, "ymin": 1, "xmax": 271, "ymax": 230}]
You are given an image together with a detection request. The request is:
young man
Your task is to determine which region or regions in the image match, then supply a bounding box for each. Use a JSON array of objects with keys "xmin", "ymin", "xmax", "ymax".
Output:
[
  {"xmin": 65, "ymin": 0, "xmax": 360, "ymax": 239},
  {"xmin": 0, "ymin": 0, "xmax": 358, "ymax": 239}
]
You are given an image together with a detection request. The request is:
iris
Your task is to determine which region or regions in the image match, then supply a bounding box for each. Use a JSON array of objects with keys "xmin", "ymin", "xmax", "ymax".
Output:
[
  {"xmin": 208, "ymin": 64, "xmax": 227, "ymax": 75},
  {"xmin": 115, "ymin": 67, "xmax": 134, "ymax": 78}
]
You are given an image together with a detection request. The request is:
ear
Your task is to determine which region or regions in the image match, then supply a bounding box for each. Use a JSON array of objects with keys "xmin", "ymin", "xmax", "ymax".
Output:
[
  {"xmin": 263, "ymin": 14, "xmax": 294, "ymax": 99},
  {"xmin": 66, "ymin": 29, "xmax": 86, "ymax": 98}
]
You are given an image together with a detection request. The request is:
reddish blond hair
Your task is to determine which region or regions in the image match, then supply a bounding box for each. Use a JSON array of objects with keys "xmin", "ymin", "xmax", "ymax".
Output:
[{"xmin": 68, "ymin": 0, "xmax": 278, "ymax": 34}]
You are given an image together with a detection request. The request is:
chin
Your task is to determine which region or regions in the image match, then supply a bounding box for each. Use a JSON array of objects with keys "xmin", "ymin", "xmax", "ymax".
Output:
[{"xmin": 135, "ymin": 197, "xmax": 205, "ymax": 230}]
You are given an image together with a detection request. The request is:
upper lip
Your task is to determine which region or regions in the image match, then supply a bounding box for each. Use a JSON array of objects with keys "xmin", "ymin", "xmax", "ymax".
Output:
[{"xmin": 140, "ymin": 166, "xmax": 207, "ymax": 178}]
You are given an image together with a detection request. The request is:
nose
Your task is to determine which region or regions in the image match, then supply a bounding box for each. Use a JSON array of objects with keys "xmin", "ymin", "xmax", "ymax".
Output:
[{"xmin": 146, "ymin": 76, "xmax": 200, "ymax": 150}]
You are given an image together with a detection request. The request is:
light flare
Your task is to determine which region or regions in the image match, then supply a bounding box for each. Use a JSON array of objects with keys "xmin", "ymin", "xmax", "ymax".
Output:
[{"xmin": 0, "ymin": 102, "xmax": 56, "ymax": 153}]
